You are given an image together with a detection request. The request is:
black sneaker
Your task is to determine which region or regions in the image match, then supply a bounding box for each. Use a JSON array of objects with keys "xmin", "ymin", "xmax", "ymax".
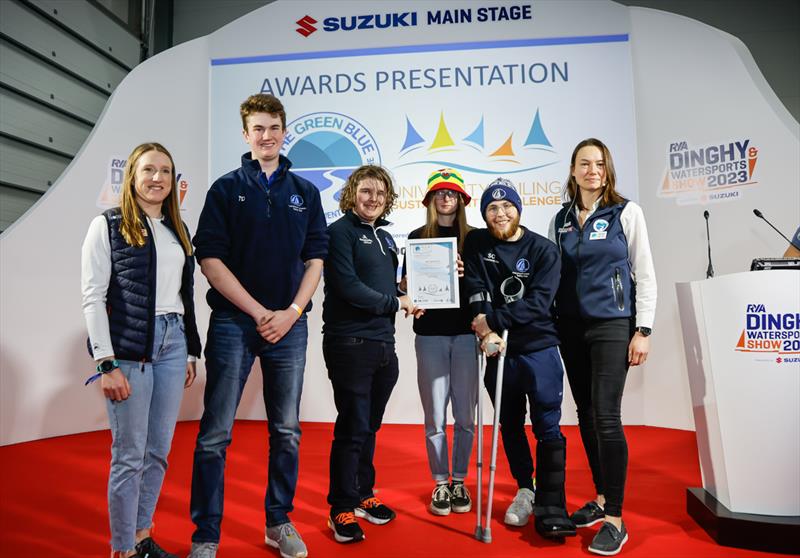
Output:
[
  {"xmin": 589, "ymin": 521, "xmax": 628, "ymax": 555},
  {"xmin": 354, "ymin": 496, "xmax": 396, "ymax": 525},
  {"xmin": 571, "ymin": 500, "xmax": 605, "ymax": 528},
  {"xmin": 429, "ymin": 483, "xmax": 451, "ymax": 516},
  {"xmin": 328, "ymin": 510, "xmax": 365, "ymax": 543},
  {"xmin": 135, "ymin": 537, "xmax": 177, "ymax": 558},
  {"xmin": 449, "ymin": 482, "xmax": 472, "ymax": 513}
]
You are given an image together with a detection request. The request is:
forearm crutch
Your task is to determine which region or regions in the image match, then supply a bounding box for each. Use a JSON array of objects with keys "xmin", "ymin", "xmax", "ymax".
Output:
[
  {"xmin": 475, "ymin": 275, "xmax": 525, "ymax": 543},
  {"xmin": 481, "ymin": 328, "xmax": 508, "ymax": 543},
  {"xmin": 474, "ymin": 343, "xmax": 486, "ymax": 541}
]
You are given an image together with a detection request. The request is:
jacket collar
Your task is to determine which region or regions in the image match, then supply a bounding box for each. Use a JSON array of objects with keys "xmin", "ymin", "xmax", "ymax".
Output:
[
  {"xmin": 241, "ymin": 152, "xmax": 291, "ymax": 182},
  {"xmin": 344, "ymin": 209, "xmax": 391, "ymax": 228}
]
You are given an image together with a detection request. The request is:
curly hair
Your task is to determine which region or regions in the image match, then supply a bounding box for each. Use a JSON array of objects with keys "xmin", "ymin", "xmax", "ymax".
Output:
[
  {"xmin": 240, "ymin": 93, "xmax": 286, "ymax": 130},
  {"xmin": 338, "ymin": 165, "xmax": 398, "ymax": 219}
]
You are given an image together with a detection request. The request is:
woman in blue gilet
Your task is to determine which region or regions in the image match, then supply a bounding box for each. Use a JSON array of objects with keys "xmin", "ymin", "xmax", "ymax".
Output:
[
  {"xmin": 81, "ymin": 142, "xmax": 201, "ymax": 558},
  {"xmin": 549, "ymin": 138, "xmax": 657, "ymax": 556}
]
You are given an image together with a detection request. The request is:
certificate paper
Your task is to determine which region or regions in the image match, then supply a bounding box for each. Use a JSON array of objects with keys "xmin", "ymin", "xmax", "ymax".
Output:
[{"xmin": 406, "ymin": 237, "xmax": 459, "ymax": 309}]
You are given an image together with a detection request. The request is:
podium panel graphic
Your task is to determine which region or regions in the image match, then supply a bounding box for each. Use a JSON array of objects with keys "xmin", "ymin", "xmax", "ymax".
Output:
[{"xmin": 676, "ymin": 271, "xmax": 800, "ymax": 553}]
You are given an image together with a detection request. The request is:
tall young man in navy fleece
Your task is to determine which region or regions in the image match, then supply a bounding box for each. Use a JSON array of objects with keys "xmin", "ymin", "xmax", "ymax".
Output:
[{"xmin": 188, "ymin": 94, "xmax": 328, "ymax": 558}]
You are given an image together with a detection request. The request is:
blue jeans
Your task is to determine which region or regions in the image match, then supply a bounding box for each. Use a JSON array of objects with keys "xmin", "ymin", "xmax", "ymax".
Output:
[
  {"xmin": 484, "ymin": 345, "xmax": 565, "ymax": 489},
  {"xmin": 106, "ymin": 313, "xmax": 187, "ymax": 552},
  {"xmin": 323, "ymin": 335, "xmax": 398, "ymax": 512},
  {"xmin": 415, "ymin": 334, "xmax": 478, "ymax": 481},
  {"xmin": 191, "ymin": 310, "xmax": 307, "ymax": 542}
]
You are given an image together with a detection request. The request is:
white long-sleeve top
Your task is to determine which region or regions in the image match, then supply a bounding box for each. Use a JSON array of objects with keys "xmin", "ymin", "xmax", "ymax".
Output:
[
  {"xmin": 548, "ymin": 200, "xmax": 657, "ymax": 328},
  {"xmin": 81, "ymin": 214, "xmax": 188, "ymax": 361}
]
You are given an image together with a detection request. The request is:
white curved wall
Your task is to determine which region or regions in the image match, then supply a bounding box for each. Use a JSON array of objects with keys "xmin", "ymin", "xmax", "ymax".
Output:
[{"xmin": 1, "ymin": 0, "xmax": 797, "ymax": 445}]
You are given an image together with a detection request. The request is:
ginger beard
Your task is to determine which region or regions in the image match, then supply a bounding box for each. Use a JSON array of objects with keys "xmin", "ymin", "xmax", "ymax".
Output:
[{"xmin": 487, "ymin": 212, "xmax": 521, "ymax": 241}]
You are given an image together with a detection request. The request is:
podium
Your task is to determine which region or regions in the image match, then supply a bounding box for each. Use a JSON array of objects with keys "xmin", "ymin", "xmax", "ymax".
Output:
[{"xmin": 676, "ymin": 271, "xmax": 800, "ymax": 554}]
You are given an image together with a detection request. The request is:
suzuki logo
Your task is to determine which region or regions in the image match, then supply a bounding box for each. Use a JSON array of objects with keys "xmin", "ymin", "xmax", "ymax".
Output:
[{"xmin": 296, "ymin": 15, "xmax": 317, "ymax": 37}]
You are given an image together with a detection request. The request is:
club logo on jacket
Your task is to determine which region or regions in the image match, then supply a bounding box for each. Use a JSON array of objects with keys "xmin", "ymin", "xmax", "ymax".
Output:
[
  {"xmin": 483, "ymin": 251, "xmax": 499, "ymax": 264},
  {"xmin": 589, "ymin": 218, "xmax": 608, "ymax": 240},
  {"xmin": 289, "ymin": 193, "xmax": 306, "ymax": 212},
  {"xmin": 513, "ymin": 257, "xmax": 531, "ymax": 278},
  {"xmin": 359, "ymin": 234, "xmax": 374, "ymax": 245}
]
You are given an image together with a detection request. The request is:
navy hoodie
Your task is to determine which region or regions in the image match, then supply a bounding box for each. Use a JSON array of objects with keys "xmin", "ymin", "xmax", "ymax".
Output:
[
  {"xmin": 462, "ymin": 227, "xmax": 560, "ymax": 354},
  {"xmin": 193, "ymin": 153, "xmax": 328, "ymax": 313}
]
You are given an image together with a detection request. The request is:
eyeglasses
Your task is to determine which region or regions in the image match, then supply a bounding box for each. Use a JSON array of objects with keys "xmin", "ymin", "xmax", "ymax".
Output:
[
  {"xmin": 486, "ymin": 202, "xmax": 516, "ymax": 216},
  {"xmin": 434, "ymin": 190, "xmax": 458, "ymax": 199}
]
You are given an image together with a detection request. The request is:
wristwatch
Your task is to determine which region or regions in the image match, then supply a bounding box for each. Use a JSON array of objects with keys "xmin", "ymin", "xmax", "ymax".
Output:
[
  {"xmin": 96, "ymin": 359, "xmax": 120, "ymax": 373},
  {"xmin": 635, "ymin": 327, "xmax": 652, "ymax": 337}
]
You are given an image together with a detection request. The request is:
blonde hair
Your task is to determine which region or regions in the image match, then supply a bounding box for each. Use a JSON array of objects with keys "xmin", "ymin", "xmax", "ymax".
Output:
[
  {"xmin": 420, "ymin": 194, "xmax": 472, "ymax": 252},
  {"xmin": 119, "ymin": 142, "xmax": 192, "ymax": 255},
  {"xmin": 564, "ymin": 138, "xmax": 626, "ymax": 210},
  {"xmin": 338, "ymin": 165, "xmax": 398, "ymax": 219}
]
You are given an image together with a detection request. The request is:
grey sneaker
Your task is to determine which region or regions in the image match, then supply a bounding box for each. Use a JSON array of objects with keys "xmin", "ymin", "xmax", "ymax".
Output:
[
  {"xmin": 504, "ymin": 487, "xmax": 535, "ymax": 526},
  {"xmin": 265, "ymin": 522, "xmax": 308, "ymax": 558},
  {"xmin": 187, "ymin": 542, "xmax": 218, "ymax": 558}
]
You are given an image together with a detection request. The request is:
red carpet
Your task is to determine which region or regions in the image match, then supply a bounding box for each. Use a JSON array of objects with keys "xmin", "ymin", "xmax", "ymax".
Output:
[{"xmin": 0, "ymin": 422, "xmax": 782, "ymax": 557}]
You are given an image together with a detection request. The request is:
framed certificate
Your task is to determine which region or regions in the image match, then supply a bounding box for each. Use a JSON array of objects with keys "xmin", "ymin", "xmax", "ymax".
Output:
[{"xmin": 406, "ymin": 237, "xmax": 459, "ymax": 309}]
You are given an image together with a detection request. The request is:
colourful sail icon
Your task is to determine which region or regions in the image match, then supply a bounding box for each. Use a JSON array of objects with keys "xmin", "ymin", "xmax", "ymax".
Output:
[
  {"xmin": 489, "ymin": 133, "xmax": 515, "ymax": 158},
  {"xmin": 463, "ymin": 116, "xmax": 485, "ymax": 149},
  {"xmin": 400, "ymin": 116, "xmax": 425, "ymax": 152},
  {"xmin": 396, "ymin": 109, "xmax": 558, "ymax": 174},
  {"xmin": 524, "ymin": 108, "xmax": 552, "ymax": 148},
  {"xmin": 429, "ymin": 112, "xmax": 456, "ymax": 151}
]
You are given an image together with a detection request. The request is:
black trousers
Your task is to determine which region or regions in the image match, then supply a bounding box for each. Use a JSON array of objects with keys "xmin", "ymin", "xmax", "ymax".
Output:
[
  {"xmin": 323, "ymin": 335, "xmax": 398, "ymax": 512},
  {"xmin": 558, "ymin": 317, "xmax": 633, "ymax": 517}
]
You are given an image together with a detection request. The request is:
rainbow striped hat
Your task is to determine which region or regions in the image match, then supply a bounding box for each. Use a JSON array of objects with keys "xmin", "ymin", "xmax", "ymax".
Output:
[{"xmin": 423, "ymin": 168, "xmax": 471, "ymax": 207}]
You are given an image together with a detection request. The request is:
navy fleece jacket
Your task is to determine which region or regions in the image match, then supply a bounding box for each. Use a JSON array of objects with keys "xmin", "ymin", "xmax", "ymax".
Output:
[{"xmin": 193, "ymin": 153, "xmax": 328, "ymax": 313}]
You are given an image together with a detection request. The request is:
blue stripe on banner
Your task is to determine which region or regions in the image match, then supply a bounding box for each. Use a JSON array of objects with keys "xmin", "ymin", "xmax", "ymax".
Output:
[{"xmin": 210, "ymin": 34, "xmax": 629, "ymax": 66}]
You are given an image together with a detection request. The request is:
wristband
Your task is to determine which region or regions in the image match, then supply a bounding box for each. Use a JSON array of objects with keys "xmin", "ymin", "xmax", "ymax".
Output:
[
  {"xmin": 85, "ymin": 359, "xmax": 120, "ymax": 386},
  {"xmin": 290, "ymin": 303, "xmax": 303, "ymax": 317}
]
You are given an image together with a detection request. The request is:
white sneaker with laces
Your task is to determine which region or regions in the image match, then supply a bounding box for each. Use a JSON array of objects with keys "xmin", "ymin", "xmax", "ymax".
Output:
[{"xmin": 504, "ymin": 487, "xmax": 535, "ymax": 526}]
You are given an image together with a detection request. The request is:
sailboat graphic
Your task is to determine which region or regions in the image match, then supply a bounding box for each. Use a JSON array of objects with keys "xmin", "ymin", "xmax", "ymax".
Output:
[
  {"xmin": 401, "ymin": 109, "xmax": 554, "ymax": 156},
  {"xmin": 397, "ymin": 109, "xmax": 558, "ymax": 174},
  {"xmin": 429, "ymin": 113, "xmax": 456, "ymax": 151},
  {"xmin": 400, "ymin": 116, "xmax": 425, "ymax": 153},
  {"xmin": 490, "ymin": 134, "xmax": 516, "ymax": 162},
  {"xmin": 523, "ymin": 109, "xmax": 553, "ymax": 150}
]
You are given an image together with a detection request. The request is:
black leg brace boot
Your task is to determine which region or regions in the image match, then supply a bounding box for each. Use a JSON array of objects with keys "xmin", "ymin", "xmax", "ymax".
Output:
[{"xmin": 534, "ymin": 438, "xmax": 577, "ymax": 539}]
